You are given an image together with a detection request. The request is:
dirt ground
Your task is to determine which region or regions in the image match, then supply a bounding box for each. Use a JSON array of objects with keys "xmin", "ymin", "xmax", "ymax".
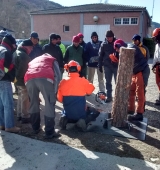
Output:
[{"xmin": 13, "ymin": 59, "xmax": 160, "ymax": 164}]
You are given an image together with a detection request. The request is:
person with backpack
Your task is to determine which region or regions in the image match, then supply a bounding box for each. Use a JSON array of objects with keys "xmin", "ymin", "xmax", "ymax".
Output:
[{"xmin": 0, "ymin": 34, "xmax": 20, "ymax": 133}]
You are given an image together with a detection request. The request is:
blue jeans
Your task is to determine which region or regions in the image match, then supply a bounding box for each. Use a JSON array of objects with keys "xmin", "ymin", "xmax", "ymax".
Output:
[
  {"xmin": 0, "ymin": 81, "xmax": 15, "ymax": 128},
  {"xmin": 104, "ymin": 66, "xmax": 118, "ymax": 98}
]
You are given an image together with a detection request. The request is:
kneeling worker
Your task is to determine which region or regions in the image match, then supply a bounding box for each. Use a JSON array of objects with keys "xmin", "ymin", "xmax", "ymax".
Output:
[
  {"xmin": 57, "ymin": 60, "xmax": 100, "ymax": 131},
  {"xmin": 24, "ymin": 53, "xmax": 61, "ymax": 139}
]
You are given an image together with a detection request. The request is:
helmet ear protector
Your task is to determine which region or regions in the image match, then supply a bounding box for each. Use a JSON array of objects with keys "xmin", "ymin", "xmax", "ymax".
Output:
[{"xmin": 64, "ymin": 60, "xmax": 81, "ymax": 72}]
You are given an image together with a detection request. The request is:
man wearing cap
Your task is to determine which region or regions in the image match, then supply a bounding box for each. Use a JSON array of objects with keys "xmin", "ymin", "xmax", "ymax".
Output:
[
  {"xmin": 29, "ymin": 32, "xmax": 42, "ymax": 60},
  {"xmin": 85, "ymin": 32, "xmax": 105, "ymax": 92},
  {"xmin": 42, "ymin": 33, "xmax": 64, "ymax": 76},
  {"xmin": 77, "ymin": 33, "xmax": 87, "ymax": 78},
  {"xmin": 114, "ymin": 39, "xmax": 148, "ymax": 121},
  {"xmin": 0, "ymin": 34, "xmax": 20, "ymax": 133},
  {"xmin": 132, "ymin": 34, "xmax": 150, "ymax": 87},
  {"xmin": 13, "ymin": 39, "xmax": 33, "ymax": 123},
  {"xmin": 99, "ymin": 30, "xmax": 117, "ymax": 102},
  {"xmin": 56, "ymin": 34, "xmax": 66, "ymax": 57},
  {"xmin": 64, "ymin": 35, "xmax": 85, "ymax": 77}
]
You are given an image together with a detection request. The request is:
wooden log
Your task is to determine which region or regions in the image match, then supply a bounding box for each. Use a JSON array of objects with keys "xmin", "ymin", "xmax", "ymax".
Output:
[{"xmin": 111, "ymin": 47, "xmax": 135, "ymax": 127}]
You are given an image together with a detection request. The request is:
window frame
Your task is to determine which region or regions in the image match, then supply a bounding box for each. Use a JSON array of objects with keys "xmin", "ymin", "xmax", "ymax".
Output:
[
  {"xmin": 63, "ymin": 25, "xmax": 70, "ymax": 32},
  {"xmin": 114, "ymin": 17, "xmax": 138, "ymax": 25}
]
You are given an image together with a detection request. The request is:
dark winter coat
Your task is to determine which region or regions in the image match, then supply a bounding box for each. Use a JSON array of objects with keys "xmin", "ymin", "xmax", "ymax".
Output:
[
  {"xmin": 128, "ymin": 44, "xmax": 148, "ymax": 74},
  {"xmin": 29, "ymin": 44, "xmax": 42, "ymax": 60},
  {"xmin": 42, "ymin": 43, "xmax": 64, "ymax": 68},
  {"xmin": 85, "ymin": 40, "xmax": 102, "ymax": 67},
  {"xmin": 98, "ymin": 38, "xmax": 117, "ymax": 68},
  {"xmin": 13, "ymin": 47, "xmax": 30, "ymax": 86}
]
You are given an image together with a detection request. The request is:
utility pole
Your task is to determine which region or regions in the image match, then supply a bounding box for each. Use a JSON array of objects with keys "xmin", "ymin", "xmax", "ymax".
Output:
[{"xmin": 151, "ymin": 0, "xmax": 155, "ymax": 20}]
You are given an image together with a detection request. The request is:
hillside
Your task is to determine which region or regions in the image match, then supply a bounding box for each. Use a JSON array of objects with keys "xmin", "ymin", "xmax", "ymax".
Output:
[
  {"xmin": 0, "ymin": 0, "xmax": 62, "ymax": 38},
  {"xmin": 152, "ymin": 21, "xmax": 160, "ymax": 28}
]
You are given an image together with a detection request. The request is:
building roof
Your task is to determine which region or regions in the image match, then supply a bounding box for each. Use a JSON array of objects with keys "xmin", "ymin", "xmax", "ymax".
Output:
[{"xmin": 30, "ymin": 3, "xmax": 148, "ymax": 15}]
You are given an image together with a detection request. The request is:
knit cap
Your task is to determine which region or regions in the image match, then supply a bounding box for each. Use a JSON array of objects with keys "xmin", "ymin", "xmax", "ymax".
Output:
[
  {"xmin": 132, "ymin": 34, "xmax": 141, "ymax": 41},
  {"xmin": 106, "ymin": 30, "xmax": 114, "ymax": 37},
  {"xmin": 114, "ymin": 39, "xmax": 127, "ymax": 49},
  {"xmin": 21, "ymin": 39, "xmax": 33, "ymax": 46},
  {"xmin": 72, "ymin": 35, "xmax": 80, "ymax": 43},
  {"xmin": 91, "ymin": 32, "xmax": 98, "ymax": 38}
]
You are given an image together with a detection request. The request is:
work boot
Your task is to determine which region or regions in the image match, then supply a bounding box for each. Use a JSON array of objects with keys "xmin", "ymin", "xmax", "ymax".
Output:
[
  {"xmin": 155, "ymin": 93, "xmax": 160, "ymax": 105},
  {"xmin": 105, "ymin": 97, "xmax": 112, "ymax": 103},
  {"xmin": 76, "ymin": 119, "xmax": 87, "ymax": 132},
  {"xmin": 59, "ymin": 115, "xmax": 68, "ymax": 130},
  {"xmin": 0, "ymin": 126, "xmax": 5, "ymax": 130},
  {"xmin": 32, "ymin": 128, "xmax": 41, "ymax": 134},
  {"xmin": 128, "ymin": 113, "xmax": 143, "ymax": 121},
  {"xmin": 155, "ymin": 99, "xmax": 160, "ymax": 105},
  {"xmin": 5, "ymin": 127, "xmax": 20, "ymax": 133},
  {"xmin": 44, "ymin": 131, "xmax": 61, "ymax": 139},
  {"xmin": 127, "ymin": 111, "xmax": 134, "ymax": 115},
  {"xmin": 21, "ymin": 118, "xmax": 30, "ymax": 124}
]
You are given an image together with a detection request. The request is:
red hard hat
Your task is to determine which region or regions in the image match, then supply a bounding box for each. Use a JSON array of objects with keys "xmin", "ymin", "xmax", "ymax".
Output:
[{"xmin": 152, "ymin": 28, "xmax": 160, "ymax": 37}]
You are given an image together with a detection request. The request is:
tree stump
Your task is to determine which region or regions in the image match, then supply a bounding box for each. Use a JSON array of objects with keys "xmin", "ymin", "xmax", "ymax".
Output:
[{"xmin": 111, "ymin": 47, "xmax": 135, "ymax": 127}]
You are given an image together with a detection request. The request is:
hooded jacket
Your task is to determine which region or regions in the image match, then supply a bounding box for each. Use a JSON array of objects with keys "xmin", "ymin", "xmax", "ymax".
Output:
[{"xmin": 86, "ymin": 40, "xmax": 102, "ymax": 67}]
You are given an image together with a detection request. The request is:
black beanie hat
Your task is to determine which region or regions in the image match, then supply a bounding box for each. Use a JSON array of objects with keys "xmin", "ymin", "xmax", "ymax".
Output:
[
  {"xmin": 49, "ymin": 33, "xmax": 57, "ymax": 41},
  {"xmin": 91, "ymin": 32, "xmax": 98, "ymax": 38},
  {"xmin": 2, "ymin": 34, "xmax": 16, "ymax": 49},
  {"xmin": 3, "ymin": 34, "xmax": 16, "ymax": 44},
  {"xmin": 56, "ymin": 34, "xmax": 61, "ymax": 39},
  {"xmin": 21, "ymin": 39, "xmax": 33, "ymax": 46},
  {"xmin": 106, "ymin": 30, "xmax": 114, "ymax": 37}
]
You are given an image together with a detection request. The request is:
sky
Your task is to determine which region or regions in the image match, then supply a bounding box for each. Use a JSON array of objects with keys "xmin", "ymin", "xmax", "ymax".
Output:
[{"xmin": 50, "ymin": 0, "xmax": 160, "ymax": 23}]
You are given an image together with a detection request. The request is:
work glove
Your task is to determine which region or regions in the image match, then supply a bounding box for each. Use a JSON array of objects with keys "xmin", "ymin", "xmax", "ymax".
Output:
[{"xmin": 109, "ymin": 53, "xmax": 119, "ymax": 63}]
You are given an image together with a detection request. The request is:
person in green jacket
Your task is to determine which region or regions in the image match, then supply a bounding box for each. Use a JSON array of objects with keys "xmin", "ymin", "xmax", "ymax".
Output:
[
  {"xmin": 64, "ymin": 35, "xmax": 85, "ymax": 77},
  {"xmin": 56, "ymin": 34, "xmax": 66, "ymax": 57}
]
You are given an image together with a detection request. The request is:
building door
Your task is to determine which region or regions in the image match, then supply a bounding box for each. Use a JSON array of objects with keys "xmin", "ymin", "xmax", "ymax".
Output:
[{"xmin": 83, "ymin": 25, "xmax": 110, "ymax": 42}]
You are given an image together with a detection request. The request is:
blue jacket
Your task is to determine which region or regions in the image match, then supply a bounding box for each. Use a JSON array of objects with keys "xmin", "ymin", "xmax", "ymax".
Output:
[
  {"xmin": 29, "ymin": 44, "xmax": 42, "ymax": 60},
  {"xmin": 86, "ymin": 40, "xmax": 102, "ymax": 67},
  {"xmin": 128, "ymin": 44, "xmax": 148, "ymax": 74}
]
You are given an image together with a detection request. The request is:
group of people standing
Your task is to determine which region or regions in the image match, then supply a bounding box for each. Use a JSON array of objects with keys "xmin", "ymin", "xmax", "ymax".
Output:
[{"xmin": 0, "ymin": 27, "xmax": 160, "ymax": 137}]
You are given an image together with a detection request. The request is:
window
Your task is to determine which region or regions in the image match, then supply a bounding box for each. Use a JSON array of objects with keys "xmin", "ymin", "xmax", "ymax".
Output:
[
  {"xmin": 114, "ymin": 17, "xmax": 138, "ymax": 25},
  {"xmin": 114, "ymin": 18, "xmax": 121, "ymax": 25},
  {"xmin": 123, "ymin": 18, "xmax": 129, "ymax": 25},
  {"xmin": 63, "ymin": 25, "xmax": 69, "ymax": 32},
  {"xmin": 131, "ymin": 18, "xmax": 138, "ymax": 24}
]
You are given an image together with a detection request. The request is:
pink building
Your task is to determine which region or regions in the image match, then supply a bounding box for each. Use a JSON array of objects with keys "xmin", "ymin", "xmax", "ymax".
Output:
[{"xmin": 30, "ymin": 3, "xmax": 151, "ymax": 44}]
